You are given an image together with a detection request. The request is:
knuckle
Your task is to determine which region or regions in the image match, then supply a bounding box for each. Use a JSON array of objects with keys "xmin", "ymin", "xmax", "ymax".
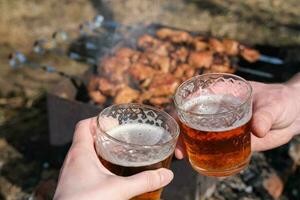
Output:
[
  {"xmin": 67, "ymin": 147, "xmax": 78, "ymax": 158},
  {"xmin": 75, "ymin": 118, "xmax": 95, "ymax": 130},
  {"xmin": 146, "ymin": 170, "xmax": 162, "ymax": 191},
  {"xmin": 75, "ymin": 120, "xmax": 85, "ymax": 130},
  {"xmin": 116, "ymin": 178, "xmax": 131, "ymax": 199}
]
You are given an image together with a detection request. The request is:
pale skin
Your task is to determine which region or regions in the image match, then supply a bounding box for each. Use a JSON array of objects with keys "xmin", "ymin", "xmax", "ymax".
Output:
[
  {"xmin": 175, "ymin": 73, "xmax": 300, "ymax": 158},
  {"xmin": 55, "ymin": 73, "xmax": 300, "ymax": 200},
  {"xmin": 54, "ymin": 118, "xmax": 174, "ymax": 200}
]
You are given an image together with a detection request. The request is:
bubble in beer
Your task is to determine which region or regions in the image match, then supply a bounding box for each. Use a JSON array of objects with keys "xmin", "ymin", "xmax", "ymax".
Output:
[
  {"xmin": 107, "ymin": 123, "xmax": 171, "ymax": 145},
  {"xmin": 97, "ymin": 123, "xmax": 174, "ymax": 167},
  {"xmin": 182, "ymin": 94, "xmax": 251, "ymax": 132}
]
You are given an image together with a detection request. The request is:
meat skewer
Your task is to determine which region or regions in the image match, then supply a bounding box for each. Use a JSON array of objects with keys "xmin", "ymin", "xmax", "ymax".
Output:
[{"xmin": 237, "ymin": 67, "xmax": 274, "ymax": 78}]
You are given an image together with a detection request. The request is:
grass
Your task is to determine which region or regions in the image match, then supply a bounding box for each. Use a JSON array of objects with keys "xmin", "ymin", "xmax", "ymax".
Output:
[{"xmin": 0, "ymin": 0, "xmax": 95, "ymax": 51}]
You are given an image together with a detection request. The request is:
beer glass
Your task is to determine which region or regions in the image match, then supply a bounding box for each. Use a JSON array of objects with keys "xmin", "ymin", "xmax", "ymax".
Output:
[
  {"xmin": 95, "ymin": 103, "xmax": 179, "ymax": 200},
  {"xmin": 174, "ymin": 73, "xmax": 252, "ymax": 177}
]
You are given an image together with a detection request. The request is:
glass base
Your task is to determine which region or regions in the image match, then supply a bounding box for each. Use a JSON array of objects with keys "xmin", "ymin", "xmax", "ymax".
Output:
[{"xmin": 190, "ymin": 157, "xmax": 250, "ymax": 177}]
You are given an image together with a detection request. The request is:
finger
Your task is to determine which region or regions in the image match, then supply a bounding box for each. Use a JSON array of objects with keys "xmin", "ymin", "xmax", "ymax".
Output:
[
  {"xmin": 175, "ymin": 135, "xmax": 187, "ymax": 159},
  {"xmin": 251, "ymin": 129, "xmax": 294, "ymax": 151},
  {"xmin": 72, "ymin": 117, "xmax": 97, "ymax": 151},
  {"xmin": 251, "ymin": 107, "xmax": 274, "ymax": 138},
  {"xmin": 248, "ymin": 82, "xmax": 270, "ymax": 138},
  {"xmin": 121, "ymin": 168, "xmax": 174, "ymax": 199},
  {"xmin": 175, "ymin": 147, "xmax": 185, "ymax": 160},
  {"xmin": 98, "ymin": 116, "xmax": 119, "ymax": 132}
]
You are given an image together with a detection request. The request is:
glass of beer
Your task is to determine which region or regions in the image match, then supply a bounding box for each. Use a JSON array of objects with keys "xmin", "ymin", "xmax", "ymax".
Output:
[
  {"xmin": 95, "ymin": 103, "xmax": 179, "ymax": 200},
  {"xmin": 174, "ymin": 73, "xmax": 252, "ymax": 177}
]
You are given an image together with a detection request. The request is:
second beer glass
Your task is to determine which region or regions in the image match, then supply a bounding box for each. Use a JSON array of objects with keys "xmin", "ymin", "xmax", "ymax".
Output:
[
  {"xmin": 95, "ymin": 103, "xmax": 179, "ymax": 200},
  {"xmin": 174, "ymin": 73, "xmax": 252, "ymax": 177}
]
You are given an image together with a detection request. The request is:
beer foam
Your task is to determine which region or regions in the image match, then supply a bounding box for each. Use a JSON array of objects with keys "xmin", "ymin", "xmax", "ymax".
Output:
[
  {"xmin": 97, "ymin": 123, "xmax": 174, "ymax": 167},
  {"xmin": 181, "ymin": 95, "xmax": 252, "ymax": 132},
  {"xmin": 107, "ymin": 123, "xmax": 172, "ymax": 145}
]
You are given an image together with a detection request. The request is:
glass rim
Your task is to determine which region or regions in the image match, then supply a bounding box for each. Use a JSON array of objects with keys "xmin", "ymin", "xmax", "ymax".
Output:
[
  {"xmin": 96, "ymin": 103, "xmax": 180, "ymax": 148},
  {"xmin": 173, "ymin": 73, "xmax": 253, "ymax": 117}
]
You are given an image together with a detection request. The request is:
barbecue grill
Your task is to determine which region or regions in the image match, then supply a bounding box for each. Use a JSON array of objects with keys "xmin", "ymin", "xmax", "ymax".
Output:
[{"xmin": 47, "ymin": 22, "xmax": 299, "ymax": 145}]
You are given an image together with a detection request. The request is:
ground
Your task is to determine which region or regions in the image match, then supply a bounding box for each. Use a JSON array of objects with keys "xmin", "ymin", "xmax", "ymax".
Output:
[{"xmin": 0, "ymin": 0, "xmax": 300, "ymax": 199}]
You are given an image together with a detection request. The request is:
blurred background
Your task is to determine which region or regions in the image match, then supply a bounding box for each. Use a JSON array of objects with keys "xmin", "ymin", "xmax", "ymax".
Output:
[{"xmin": 0, "ymin": 0, "xmax": 300, "ymax": 199}]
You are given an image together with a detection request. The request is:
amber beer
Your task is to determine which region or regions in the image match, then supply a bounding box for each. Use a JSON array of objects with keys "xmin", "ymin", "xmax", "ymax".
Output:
[
  {"xmin": 180, "ymin": 95, "xmax": 251, "ymax": 177},
  {"xmin": 99, "ymin": 156, "xmax": 173, "ymax": 200},
  {"xmin": 174, "ymin": 73, "xmax": 253, "ymax": 177},
  {"xmin": 98, "ymin": 124, "xmax": 173, "ymax": 200},
  {"xmin": 96, "ymin": 104, "xmax": 179, "ymax": 200}
]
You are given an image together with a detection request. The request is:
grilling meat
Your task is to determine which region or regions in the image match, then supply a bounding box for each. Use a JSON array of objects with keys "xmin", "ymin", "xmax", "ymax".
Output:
[
  {"xmin": 97, "ymin": 78, "xmax": 118, "ymax": 96},
  {"xmin": 139, "ymin": 73, "xmax": 180, "ymax": 103},
  {"xmin": 154, "ymin": 41, "xmax": 174, "ymax": 56},
  {"xmin": 114, "ymin": 86, "xmax": 140, "ymax": 104},
  {"xmin": 149, "ymin": 97, "xmax": 171, "ymax": 106},
  {"xmin": 174, "ymin": 63, "xmax": 195, "ymax": 80},
  {"xmin": 156, "ymin": 28, "xmax": 193, "ymax": 44},
  {"xmin": 210, "ymin": 64, "xmax": 235, "ymax": 73},
  {"xmin": 88, "ymin": 76, "xmax": 99, "ymax": 91},
  {"xmin": 240, "ymin": 46, "xmax": 260, "ymax": 63},
  {"xmin": 88, "ymin": 77, "xmax": 107, "ymax": 104},
  {"xmin": 141, "ymin": 52, "xmax": 171, "ymax": 72},
  {"xmin": 128, "ymin": 62, "xmax": 156, "ymax": 81},
  {"xmin": 222, "ymin": 39, "xmax": 239, "ymax": 56},
  {"xmin": 89, "ymin": 90, "xmax": 106, "ymax": 104},
  {"xmin": 115, "ymin": 48, "xmax": 137, "ymax": 60},
  {"xmin": 89, "ymin": 27, "xmax": 260, "ymax": 108},
  {"xmin": 138, "ymin": 34, "xmax": 160, "ymax": 50},
  {"xmin": 171, "ymin": 47, "xmax": 189, "ymax": 63},
  {"xmin": 209, "ymin": 38, "xmax": 224, "ymax": 53},
  {"xmin": 191, "ymin": 36, "xmax": 206, "ymax": 49},
  {"xmin": 213, "ymin": 53, "xmax": 230, "ymax": 67},
  {"xmin": 188, "ymin": 51, "xmax": 213, "ymax": 69},
  {"xmin": 154, "ymin": 55, "xmax": 171, "ymax": 73},
  {"xmin": 149, "ymin": 73, "xmax": 179, "ymax": 93},
  {"xmin": 100, "ymin": 56, "xmax": 130, "ymax": 84}
]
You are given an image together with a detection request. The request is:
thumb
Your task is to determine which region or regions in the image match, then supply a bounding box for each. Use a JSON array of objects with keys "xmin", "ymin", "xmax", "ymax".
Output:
[
  {"xmin": 120, "ymin": 168, "xmax": 174, "ymax": 199},
  {"xmin": 252, "ymin": 104, "xmax": 275, "ymax": 138}
]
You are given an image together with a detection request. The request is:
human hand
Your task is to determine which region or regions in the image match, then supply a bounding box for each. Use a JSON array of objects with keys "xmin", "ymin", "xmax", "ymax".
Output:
[
  {"xmin": 54, "ymin": 118, "xmax": 174, "ymax": 200},
  {"xmin": 251, "ymin": 78, "xmax": 300, "ymax": 151},
  {"xmin": 174, "ymin": 74, "xmax": 300, "ymax": 158}
]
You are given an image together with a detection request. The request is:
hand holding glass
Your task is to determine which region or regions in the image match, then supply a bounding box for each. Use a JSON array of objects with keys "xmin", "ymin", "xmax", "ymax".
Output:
[
  {"xmin": 174, "ymin": 73, "xmax": 252, "ymax": 177},
  {"xmin": 95, "ymin": 103, "xmax": 179, "ymax": 200}
]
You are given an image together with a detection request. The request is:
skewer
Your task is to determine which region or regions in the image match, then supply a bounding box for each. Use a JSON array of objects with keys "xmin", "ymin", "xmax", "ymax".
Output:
[
  {"xmin": 101, "ymin": 20, "xmax": 285, "ymax": 66},
  {"xmin": 237, "ymin": 67, "xmax": 274, "ymax": 78},
  {"xmin": 11, "ymin": 16, "xmax": 282, "ymax": 85},
  {"xmin": 33, "ymin": 16, "xmax": 286, "ymax": 67},
  {"xmin": 258, "ymin": 55, "xmax": 284, "ymax": 65}
]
